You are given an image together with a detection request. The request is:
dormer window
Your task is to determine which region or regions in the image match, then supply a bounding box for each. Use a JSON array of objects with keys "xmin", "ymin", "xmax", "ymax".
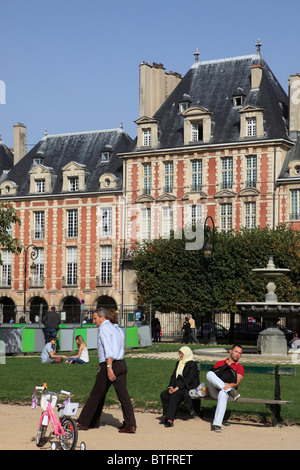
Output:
[
  {"xmin": 239, "ymin": 105, "xmax": 264, "ymax": 139},
  {"xmin": 101, "ymin": 152, "xmax": 111, "ymax": 163},
  {"xmin": 179, "ymin": 102, "xmax": 189, "ymax": 113},
  {"xmin": 233, "ymin": 96, "xmax": 244, "ymax": 107},
  {"xmin": 246, "ymin": 117, "xmax": 257, "ymax": 137},
  {"xmin": 36, "ymin": 179, "xmax": 45, "ymax": 193},
  {"xmin": 182, "ymin": 106, "xmax": 212, "ymax": 145},
  {"xmin": 143, "ymin": 128, "xmax": 151, "ymax": 146},
  {"xmin": 62, "ymin": 161, "xmax": 87, "ymax": 192},
  {"xmin": 33, "ymin": 157, "xmax": 43, "ymax": 166},
  {"xmin": 69, "ymin": 176, "xmax": 79, "ymax": 192},
  {"xmin": 191, "ymin": 122, "xmax": 203, "ymax": 142},
  {"xmin": 135, "ymin": 116, "xmax": 159, "ymax": 149}
]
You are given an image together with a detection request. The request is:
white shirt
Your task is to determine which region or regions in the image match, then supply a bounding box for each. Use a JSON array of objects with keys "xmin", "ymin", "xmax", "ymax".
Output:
[{"xmin": 97, "ymin": 320, "xmax": 125, "ymax": 363}]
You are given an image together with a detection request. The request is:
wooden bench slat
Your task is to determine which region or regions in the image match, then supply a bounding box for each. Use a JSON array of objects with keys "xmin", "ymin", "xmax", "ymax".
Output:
[{"xmin": 197, "ymin": 396, "xmax": 291, "ymax": 405}]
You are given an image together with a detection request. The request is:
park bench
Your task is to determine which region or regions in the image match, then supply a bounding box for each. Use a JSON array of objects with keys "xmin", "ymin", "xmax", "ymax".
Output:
[{"xmin": 194, "ymin": 362, "xmax": 296, "ymax": 427}]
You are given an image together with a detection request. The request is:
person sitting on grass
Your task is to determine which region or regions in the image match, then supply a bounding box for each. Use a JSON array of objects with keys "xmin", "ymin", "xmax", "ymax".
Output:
[
  {"xmin": 66, "ymin": 335, "xmax": 89, "ymax": 364},
  {"xmin": 40, "ymin": 337, "xmax": 67, "ymax": 363},
  {"xmin": 160, "ymin": 346, "xmax": 199, "ymax": 428}
]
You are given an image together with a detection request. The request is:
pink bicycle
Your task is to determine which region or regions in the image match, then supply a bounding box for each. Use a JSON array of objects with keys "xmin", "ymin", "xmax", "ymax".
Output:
[{"xmin": 32, "ymin": 384, "xmax": 85, "ymax": 450}]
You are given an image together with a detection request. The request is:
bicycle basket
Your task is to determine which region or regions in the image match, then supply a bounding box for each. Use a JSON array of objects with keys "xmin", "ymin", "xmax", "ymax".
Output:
[
  {"xmin": 63, "ymin": 402, "xmax": 79, "ymax": 416},
  {"xmin": 41, "ymin": 394, "xmax": 57, "ymax": 411}
]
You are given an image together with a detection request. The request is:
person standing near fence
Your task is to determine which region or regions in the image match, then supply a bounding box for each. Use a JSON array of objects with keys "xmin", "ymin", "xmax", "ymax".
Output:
[
  {"xmin": 42, "ymin": 306, "xmax": 61, "ymax": 344},
  {"xmin": 188, "ymin": 314, "xmax": 199, "ymax": 344},
  {"xmin": 76, "ymin": 307, "xmax": 136, "ymax": 433}
]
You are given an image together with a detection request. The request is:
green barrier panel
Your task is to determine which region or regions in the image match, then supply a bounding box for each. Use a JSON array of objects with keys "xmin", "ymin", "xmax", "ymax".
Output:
[
  {"xmin": 125, "ymin": 327, "xmax": 139, "ymax": 348},
  {"xmin": 22, "ymin": 328, "xmax": 35, "ymax": 353}
]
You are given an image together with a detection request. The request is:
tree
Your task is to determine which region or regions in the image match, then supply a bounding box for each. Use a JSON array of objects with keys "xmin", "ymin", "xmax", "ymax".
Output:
[
  {"xmin": 132, "ymin": 226, "xmax": 300, "ymax": 320},
  {"xmin": 0, "ymin": 202, "xmax": 23, "ymax": 263}
]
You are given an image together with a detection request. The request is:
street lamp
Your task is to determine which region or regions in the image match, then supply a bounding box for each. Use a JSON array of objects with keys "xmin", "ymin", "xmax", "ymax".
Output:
[
  {"xmin": 23, "ymin": 244, "xmax": 38, "ymax": 316},
  {"xmin": 203, "ymin": 216, "xmax": 217, "ymax": 346}
]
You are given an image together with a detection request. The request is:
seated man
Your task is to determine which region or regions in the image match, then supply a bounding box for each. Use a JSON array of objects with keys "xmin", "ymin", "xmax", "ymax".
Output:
[
  {"xmin": 40, "ymin": 337, "xmax": 67, "ymax": 363},
  {"xmin": 206, "ymin": 344, "xmax": 244, "ymax": 433},
  {"xmin": 160, "ymin": 346, "xmax": 200, "ymax": 427}
]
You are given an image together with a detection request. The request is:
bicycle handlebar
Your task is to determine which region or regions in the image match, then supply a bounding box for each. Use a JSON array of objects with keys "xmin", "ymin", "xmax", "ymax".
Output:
[{"xmin": 34, "ymin": 386, "xmax": 71, "ymax": 396}]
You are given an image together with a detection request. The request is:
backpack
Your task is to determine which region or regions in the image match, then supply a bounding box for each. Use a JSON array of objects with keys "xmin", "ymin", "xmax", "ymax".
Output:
[{"xmin": 211, "ymin": 363, "xmax": 237, "ymax": 384}]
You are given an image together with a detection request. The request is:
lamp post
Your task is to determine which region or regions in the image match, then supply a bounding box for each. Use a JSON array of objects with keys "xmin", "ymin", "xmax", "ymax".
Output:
[
  {"xmin": 203, "ymin": 216, "xmax": 217, "ymax": 346},
  {"xmin": 23, "ymin": 244, "xmax": 38, "ymax": 317}
]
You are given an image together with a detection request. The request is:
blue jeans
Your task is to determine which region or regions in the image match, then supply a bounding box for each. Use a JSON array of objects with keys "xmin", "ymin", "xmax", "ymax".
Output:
[{"xmin": 66, "ymin": 357, "xmax": 87, "ymax": 364}]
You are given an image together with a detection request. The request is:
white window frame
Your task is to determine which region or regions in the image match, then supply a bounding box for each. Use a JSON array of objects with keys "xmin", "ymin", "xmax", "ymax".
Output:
[
  {"xmin": 34, "ymin": 211, "xmax": 45, "ymax": 240},
  {"xmin": 143, "ymin": 163, "xmax": 152, "ymax": 195},
  {"xmin": 164, "ymin": 162, "xmax": 174, "ymax": 193},
  {"xmin": 246, "ymin": 155, "xmax": 257, "ymax": 187},
  {"xmin": 100, "ymin": 245, "xmax": 112, "ymax": 285},
  {"xmin": 245, "ymin": 202, "xmax": 256, "ymax": 228},
  {"xmin": 141, "ymin": 208, "xmax": 151, "ymax": 240},
  {"xmin": 35, "ymin": 179, "xmax": 45, "ymax": 193},
  {"xmin": 31, "ymin": 248, "xmax": 44, "ymax": 287},
  {"xmin": 67, "ymin": 209, "xmax": 78, "ymax": 238},
  {"xmin": 143, "ymin": 128, "xmax": 151, "ymax": 147},
  {"xmin": 66, "ymin": 247, "xmax": 78, "ymax": 286},
  {"xmin": 68, "ymin": 176, "xmax": 79, "ymax": 192},
  {"xmin": 1, "ymin": 250, "xmax": 11, "ymax": 287},
  {"xmin": 162, "ymin": 206, "xmax": 173, "ymax": 238},
  {"xmin": 191, "ymin": 160, "xmax": 202, "ymax": 191},
  {"xmin": 101, "ymin": 208, "xmax": 112, "ymax": 238},
  {"xmin": 291, "ymin": 189, "xmax": 300, "ymax": 219},
  {"xmin": 220, "ymin": 203, "xmax": 232, "ymax": 231},
  {"xmin": 246, "ymin": 117, "xmax": 257, "ymax": 137},
  {"xmin": 191, "ymin": 122, "xmax": 203, "ymax": 142},
  {"xmin": 222, "ymin": 157, "xmax": 233, "ymax": 189}
]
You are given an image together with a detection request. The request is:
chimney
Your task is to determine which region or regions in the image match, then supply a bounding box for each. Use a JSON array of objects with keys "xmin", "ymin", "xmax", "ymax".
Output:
[
  {"xmin": 139, "ymin": 62, "xmax": 181, "ymax": 118},
  {"xmin": 251, "ymin": 64, "xmax": 263, "ymax": 89},
  {"xmin": 289, "ymin": 74, "xmax": 300, "ymax": 141},
  {"xmin": 13, "ymin": 122, "xmax": 27, "ymax": 164}
]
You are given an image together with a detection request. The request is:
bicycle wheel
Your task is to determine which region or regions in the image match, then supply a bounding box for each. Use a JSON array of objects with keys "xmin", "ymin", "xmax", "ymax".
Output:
[
  {"xmin": 36, "ymin": 423, "xmax": 48, "ymax": 447},
  {"xmin": 59, "ymin": 417, "xmax": 78, "ymax": 450}
]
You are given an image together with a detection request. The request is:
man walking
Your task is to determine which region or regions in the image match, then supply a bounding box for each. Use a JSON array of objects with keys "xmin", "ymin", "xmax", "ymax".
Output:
[
  {"xmin": 77, "ymin": 308, "xmax": 136, "ymax": 433},
  {"xmin": 206, "ymin": 344, "xmax": 244, "ymax": 432}
]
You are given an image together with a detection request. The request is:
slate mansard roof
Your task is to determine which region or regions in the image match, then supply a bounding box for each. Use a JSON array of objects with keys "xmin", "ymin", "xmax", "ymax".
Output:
[
  {"xmin": 151, "ymin": 53, "xmax": 290, "ymax": 149},
  {"xmin": 1, "ymin": 128, "xmax": 134, "ymax": 197}
]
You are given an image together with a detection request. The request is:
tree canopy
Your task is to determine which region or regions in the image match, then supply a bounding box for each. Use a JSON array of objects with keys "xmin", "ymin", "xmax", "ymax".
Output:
[
  {"xmin": 0, "ymin": 202, "xmax": 23, "ymax": 262},
  {"xmin": 132, "ymin": 225, "xmax": 300, "ymax": 319}
]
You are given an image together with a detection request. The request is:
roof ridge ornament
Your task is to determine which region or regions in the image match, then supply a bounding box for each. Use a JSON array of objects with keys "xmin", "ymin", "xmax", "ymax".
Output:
[
  {"xmin": 194, "ymin": 48, "xmax": 200, "ymax": 63},
  {"xmin": 256, "ymin": 38, "xmax": 262, "ymax": 56}
]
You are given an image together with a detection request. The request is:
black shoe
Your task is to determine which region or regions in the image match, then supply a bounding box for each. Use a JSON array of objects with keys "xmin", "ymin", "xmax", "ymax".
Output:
[{"xmin": 164, "ymin": 420, "xmax": 173, "ymax": 428}]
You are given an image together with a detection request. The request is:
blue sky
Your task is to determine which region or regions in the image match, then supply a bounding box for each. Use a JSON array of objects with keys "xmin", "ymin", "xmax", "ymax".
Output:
[{"xmin": 1, "ymin": 0, "xmax": 300, "ymax": 149}]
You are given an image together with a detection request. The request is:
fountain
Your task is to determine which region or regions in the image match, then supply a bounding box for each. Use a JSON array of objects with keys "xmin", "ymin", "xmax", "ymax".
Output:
[{"xmin": 236, "ymin": 256, "xmax": 300, "ymax": 356}]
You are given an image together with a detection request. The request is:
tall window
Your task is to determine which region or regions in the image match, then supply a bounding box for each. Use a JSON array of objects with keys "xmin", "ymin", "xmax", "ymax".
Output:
[
  {"xmin": 245, "ymin": 202, "xmax": 256, "ymax": 228},
  {"xmin": 291, "ymin": 190, "xmax": 300, "ymax": 219},
  {"xmin": 35, "ymin": 179, "xmax": 45, "ymax": 193},
  {"xmin": 220, "ymin": 203, "xmax": 232, "ymax": 231},
  {"xmin": 67, "ymin": 209, "xmax": 78, "ymax": 238},
  {"xmin": 222, "ymin": 157, "xmax": 233, "ymax": 189},
  {"xmin": 191, "ymin": 204, "xmax": 203, "ymax": 228},
  {"xmin": 66, "ymin": 247, "xmax": 77, "ymax": 285},
  {"xmin": 101, "ymin": 208, "xmax": 112, "ymax": 238},
  {"xmin": 1, "ymin": 250, "xmax": 11, "ymax": 287},
  {"xmin": 34, "ymin": 211, "xmax": 45, "ymax": 239},
  {"xmin": 100, "ymin": 245, "xmax": 112, "ymax": 285},
  {"xmin": 141, "ymin": 208, "xmax": 151, "ymax": 240},
  {"xmin": 143, "ymin": 129, "xmax": 151, "ymax": 146},
  {"xmin": 31, "ymin": 248, "xmax": 44, "ymax": 287},
  {"xmin": 246, "ymin": 155, "xmax": 257, "ymax": 187},
  {"xmin": 191, "ymin": 122, "xmax": 203, "ymax": 141},
  {"xmin": 143, "ymin": 163, "xmax": 151, "ymax": 195},
  {"xmin": 164, "ymin": 162, "xmax": 173, "ymax": 193},
  {"xmin": 69, "ymin": 176, "xmax": 79, "ymax": 192},
  {"xmin": 246, "ymin": 117, "xmax": 257, "ymax": 137},
  {"xmin": 191, "ymin": 160, "xmax": 202, "ymax": 191},
  {"xmin": 162, "ymin": 206, "xmax": 173, "ymax": 238}
]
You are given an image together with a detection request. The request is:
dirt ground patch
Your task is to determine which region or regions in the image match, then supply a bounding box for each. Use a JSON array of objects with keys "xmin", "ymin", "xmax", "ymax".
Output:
[{"xmin": 0, "ymin": 403, "xmax": 299, "ymax": 451}]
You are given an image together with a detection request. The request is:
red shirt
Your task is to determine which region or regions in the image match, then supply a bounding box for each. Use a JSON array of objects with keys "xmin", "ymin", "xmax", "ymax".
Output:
[{"xmin": 214, "ymin": 359, "xmax": 244, "ymax": 377}]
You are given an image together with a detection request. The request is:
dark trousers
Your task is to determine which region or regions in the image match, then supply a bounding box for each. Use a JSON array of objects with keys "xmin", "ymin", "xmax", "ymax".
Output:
[
  {"xmin": 78, "ymin": 359, "xmax": 136, "ymax": 429},
  {"xmin": 160, "ymin": 388, "xmax": 201, "ymax": 421}
]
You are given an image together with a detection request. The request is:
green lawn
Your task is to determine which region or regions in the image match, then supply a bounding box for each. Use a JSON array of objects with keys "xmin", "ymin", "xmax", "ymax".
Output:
[{"xmin": 1, "ymin": 349, "xmax": 299, "ymax": 424}]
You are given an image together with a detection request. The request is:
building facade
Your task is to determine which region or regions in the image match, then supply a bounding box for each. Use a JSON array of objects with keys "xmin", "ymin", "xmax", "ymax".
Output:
[{"xmin": 0, "ymin": 43, "xmax": 300, "ymax": 324}]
